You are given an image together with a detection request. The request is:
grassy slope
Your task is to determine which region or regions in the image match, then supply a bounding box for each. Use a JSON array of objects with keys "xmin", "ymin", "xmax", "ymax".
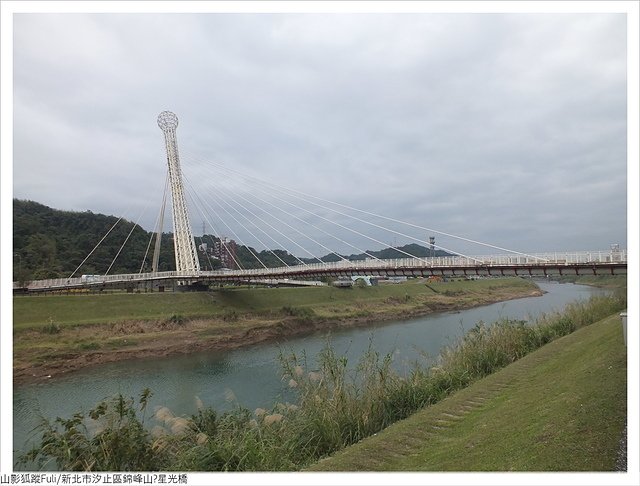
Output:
[
  {"xmin": 13, "ymin": 278, "xmax": 536, "ymax": 329},
  {"xmin": 575, "ymin": 275, "xmax": 627, "ymax": 288},
  {"xmin": 308, "ymin": 313, "xmax": 626, "ymax": 471}
]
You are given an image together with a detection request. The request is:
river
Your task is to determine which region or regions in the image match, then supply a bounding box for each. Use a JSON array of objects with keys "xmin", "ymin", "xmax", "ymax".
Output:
[{"xmin": 13, "ymin": 281, "xmax": 607, "ymax": 466}]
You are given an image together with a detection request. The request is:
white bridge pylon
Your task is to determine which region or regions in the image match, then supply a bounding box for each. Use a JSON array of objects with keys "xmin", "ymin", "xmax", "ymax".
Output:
[{"xmin": 157, "ymin": 111, "xmax": 200, "ymax": 274}]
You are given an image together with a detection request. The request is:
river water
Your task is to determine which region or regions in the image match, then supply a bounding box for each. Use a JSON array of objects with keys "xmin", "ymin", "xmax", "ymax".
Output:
[{"xmin": 13, "ymin": 281, "xmax": 606, "ymax": 464}]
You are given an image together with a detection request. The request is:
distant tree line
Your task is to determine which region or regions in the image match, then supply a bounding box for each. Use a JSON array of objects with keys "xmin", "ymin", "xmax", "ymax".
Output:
[{"xmin": 13, "ymin": 199, "xmax": 448, "ymax": 282}]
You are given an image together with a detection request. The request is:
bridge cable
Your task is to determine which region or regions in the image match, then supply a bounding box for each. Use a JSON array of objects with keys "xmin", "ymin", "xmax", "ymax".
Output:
[
  {"xmin": 206, "ymin": 187, "xmax": 292, "ymax": 268},
  {"xmin": 151, "ymin": 170, "xmax": 170, "ymax": 273},
  {"xmin": 183, "ymin": 186, "xmax": 243, "ymax": 270},
  {"xmin": 68, "ymin": 214, "xmax": 126, "ymax": 279},
  {"xmin": 140, "ymin": 171, "xmax": 169, "ymax": 274},
  {"xmin": 182, "ymin": 153, "xmax": 350, "ymax": 262},
  {"xmin": 182, "ymin": 152, "xmax": 384, "ymax": 263},
  {"xmin": 190, "ymin": 165, "xmax": 415, "ymax": 264},
  {"xmin": 182, "ymin": 177, "xmax": 245, "ymax": 270},
  {"xmin": 182, "ymin": 148, "xmax": 548, "ymax": 262},
  {"xmin": 190, "ymin": 157, "xmax": 479, "ymax": 263},
  {"xmin": 208, "ymin": 178, "xmax": 323, "ymax": 265},
  {"xmin": 250, "ymin": 184, "xmax": 429, "ymax": 264},
  {"xmin": 251, "ymin": 180, "xmax": 482, "ymax": 263},
  {"xmin": 105, "ymin": 202, "xmax": 151, "ymax": 276},
  {"xmin": 206, "ymin": 181, "xmax": 309, "ymax": 267},
  {"xmin": 262, "ymin": 185, "xmax": 513, "ymax": 263},
  {"xmin": 182, "ymin": 152, "xmax": 445, "ymax": 262},
  {"xmin": 182, "ymin": 156, "xmax": 351, "ymax": 266},
  {"xmin": 184, "ymin": 176, "xmax": 267, "ymax": 270},
  {"xmin": 140, "ymin": 225, "xmax": 157, "ymax": 274},
  {"xmin": 242, "ymin": 181, "xmax": 384, "ymax": 261},
  {"xmin": 183, "ymin": 175, "xmax": 269, "ymax": 269},
  {"xmin": 263, "ymin": 177, "xmax": 547, "ymax": 261}
]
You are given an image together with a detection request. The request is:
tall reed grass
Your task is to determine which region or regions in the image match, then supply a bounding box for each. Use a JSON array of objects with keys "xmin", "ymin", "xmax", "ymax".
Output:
[{"xmin": 19, "ymin": 292, "xmax": 626, "ymax": 471}]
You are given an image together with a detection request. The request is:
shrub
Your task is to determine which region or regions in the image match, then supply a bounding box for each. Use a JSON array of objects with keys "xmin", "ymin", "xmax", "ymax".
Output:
[
  {"xmin": 76, "ymin": 342, "xmax": 101, "ymax": 351},
  {"xmin": 166, "ymin": 314, "xmax": 185, "ymax": 326},
  {"xmin": 281, "ymin": 306, "xmax": 316, "ymax": 320},
  {"xmin": 18, "ymin": 389, "xmax": 159, "ymax": 471},
  {"xmin": 42, "ymin": 318, "xmax": 61, "ymax": 335}
]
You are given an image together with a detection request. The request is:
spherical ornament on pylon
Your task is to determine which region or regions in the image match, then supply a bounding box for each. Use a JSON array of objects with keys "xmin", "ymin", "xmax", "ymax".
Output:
[{"xmin": 157, "ymin": 111, "xmax": 179, "ymax": 130}]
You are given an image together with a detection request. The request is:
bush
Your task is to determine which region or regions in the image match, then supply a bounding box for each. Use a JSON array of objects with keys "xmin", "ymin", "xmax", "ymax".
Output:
[
  {"xmin": 18, "ymin": 389, "xmax": 159, "ymax": 471},
  {"xmin": 76, "ymin": 341, "xmax": 101, "ymax": 351},
  {"xmin": 281, "ymin": 306, "xmax": 316, "ymax": 321},
  {"xmin": 42, "ymin": 318, "xmax": 61, "ymax": 335},
  {"xmin": 166, "ymin": 314, "xmax": 185, "ymax": 326}
]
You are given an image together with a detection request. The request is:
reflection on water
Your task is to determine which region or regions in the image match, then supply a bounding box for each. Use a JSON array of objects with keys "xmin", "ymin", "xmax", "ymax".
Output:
[{"xmin": 14, "ymin": 281, "xmax": 606, "ymax": 463}]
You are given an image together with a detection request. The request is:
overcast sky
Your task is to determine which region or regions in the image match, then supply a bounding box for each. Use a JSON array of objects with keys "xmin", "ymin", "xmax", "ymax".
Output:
[{"xmin": 12, "ymin": 11, "xmax": 629, "ymax": 257}]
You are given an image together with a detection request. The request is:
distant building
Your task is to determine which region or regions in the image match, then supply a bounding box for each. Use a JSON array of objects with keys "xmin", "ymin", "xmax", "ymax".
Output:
[{"xmin": 213, "ymin": 237, "xmax": 238, "ymax": 269}]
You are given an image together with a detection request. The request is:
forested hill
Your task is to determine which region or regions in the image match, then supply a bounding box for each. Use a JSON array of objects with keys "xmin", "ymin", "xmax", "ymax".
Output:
[
  {"xmin": 13, "ymin": 199, "xmax": 448, "ymax": 281},
  {"xmin": 13, "ymin": 199, "xmax": 174, "ymax": 281}
]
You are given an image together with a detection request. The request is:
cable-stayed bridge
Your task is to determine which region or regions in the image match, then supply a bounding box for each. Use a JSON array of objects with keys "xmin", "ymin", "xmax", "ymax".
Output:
[{"xmin": 13, "ymin": 112, "xmax": 627, "ymax": 293}]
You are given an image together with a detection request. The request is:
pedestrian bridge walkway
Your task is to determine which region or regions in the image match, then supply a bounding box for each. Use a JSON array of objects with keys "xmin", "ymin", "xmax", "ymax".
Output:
[{"xmin": 15, "ymin": 250, "xmax": 626, "ymax": 293}]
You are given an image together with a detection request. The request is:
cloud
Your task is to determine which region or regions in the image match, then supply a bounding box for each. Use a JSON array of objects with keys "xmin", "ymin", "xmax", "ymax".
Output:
[{"xmin": 12, "ymin": 12, "xmax": 627, "ymax": 256}]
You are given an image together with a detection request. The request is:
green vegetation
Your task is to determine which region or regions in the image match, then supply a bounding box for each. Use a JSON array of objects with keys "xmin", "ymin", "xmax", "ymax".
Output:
[
  {"xmin": 342, "ymin": 243, "xmax": 450, "ymax": 261},
  {"xmin": 13, "ymin": 199, "xmax": 175, "ymax": 280},
  {"xmin": 41, "ymin": 318, "xmax": 61, "ymax": 335},
  {"xmin": 13, "ymin": 199, "xmax": 447, "ymax": 281},
  {"xmin": 20, "ymin": 390, "xmax": 158, "ymax": 471},
  {"xmin": 13, "ymin": 277, "xmax": 535, "ymax": 330},
  {"xmin": 545, "ymin": 274, "xmax": 627, "ymax": 288},
  {"xmin": 12, "ymin": 199, "xmax": 302, "ymax": 280},
  {"xmin": 570, "ymin": 275, "xmax": 627, "ymax": 288},
  {"xmin": 310, "ymin": 312, "xmax": 626, "ymax": 471},
  {"xmin": 14, "ymin": 278, "xmax": 540, "ymax": 383},
  {"xmin": 18, "ymin": 292, "xmax": 626, "ymax": 471}
]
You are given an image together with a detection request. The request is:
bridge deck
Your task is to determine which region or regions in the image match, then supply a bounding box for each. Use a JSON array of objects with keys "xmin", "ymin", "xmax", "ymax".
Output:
[{"xmin": 14, "ymin": 250, "xmax": 627, "ymax": 293}]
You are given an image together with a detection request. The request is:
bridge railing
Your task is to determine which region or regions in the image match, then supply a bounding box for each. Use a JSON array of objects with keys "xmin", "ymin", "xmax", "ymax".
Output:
[
  {"xmin": 15, "ymin": 249, "xmax": 627, "ymax": 290},
  {"xmin": 195, "ymin": 249, "xmax": 626, "ymax": 278}
]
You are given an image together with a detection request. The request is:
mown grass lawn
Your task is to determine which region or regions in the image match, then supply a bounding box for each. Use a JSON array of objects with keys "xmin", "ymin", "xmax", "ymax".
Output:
[
  {"xmin": 13, "ymin": 277, "xmax": 535, "ymax": 330},
  {"xmin": 308, "ymin": 313, "xmax": 626, "ymax": 471}
]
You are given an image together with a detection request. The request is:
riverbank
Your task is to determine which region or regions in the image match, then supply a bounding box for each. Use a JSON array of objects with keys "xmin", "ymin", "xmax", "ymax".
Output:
[
  {"xmin": 552, "ymin": 275, "xmax": 627, "ymax": 288},
  {"xmin": 16, "ymin": 292, "xmax": 626, "ymax": 471},
  {"xmin": 308, "ymin": 312, "xmax": 627, "ymax": 471},
  {"xmin": 13, "ymin": 278, "xmax": 541, "ymax": 386}
]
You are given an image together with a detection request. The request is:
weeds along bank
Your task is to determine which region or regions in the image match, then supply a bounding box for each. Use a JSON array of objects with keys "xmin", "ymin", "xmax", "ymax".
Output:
[
  {"xmin": 13, "ymin": 278, "xmax": 542, "ymax": 384},
  {"xmin": 18, "ymin": 291, "xmax": 627, "ymax": 472}
]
